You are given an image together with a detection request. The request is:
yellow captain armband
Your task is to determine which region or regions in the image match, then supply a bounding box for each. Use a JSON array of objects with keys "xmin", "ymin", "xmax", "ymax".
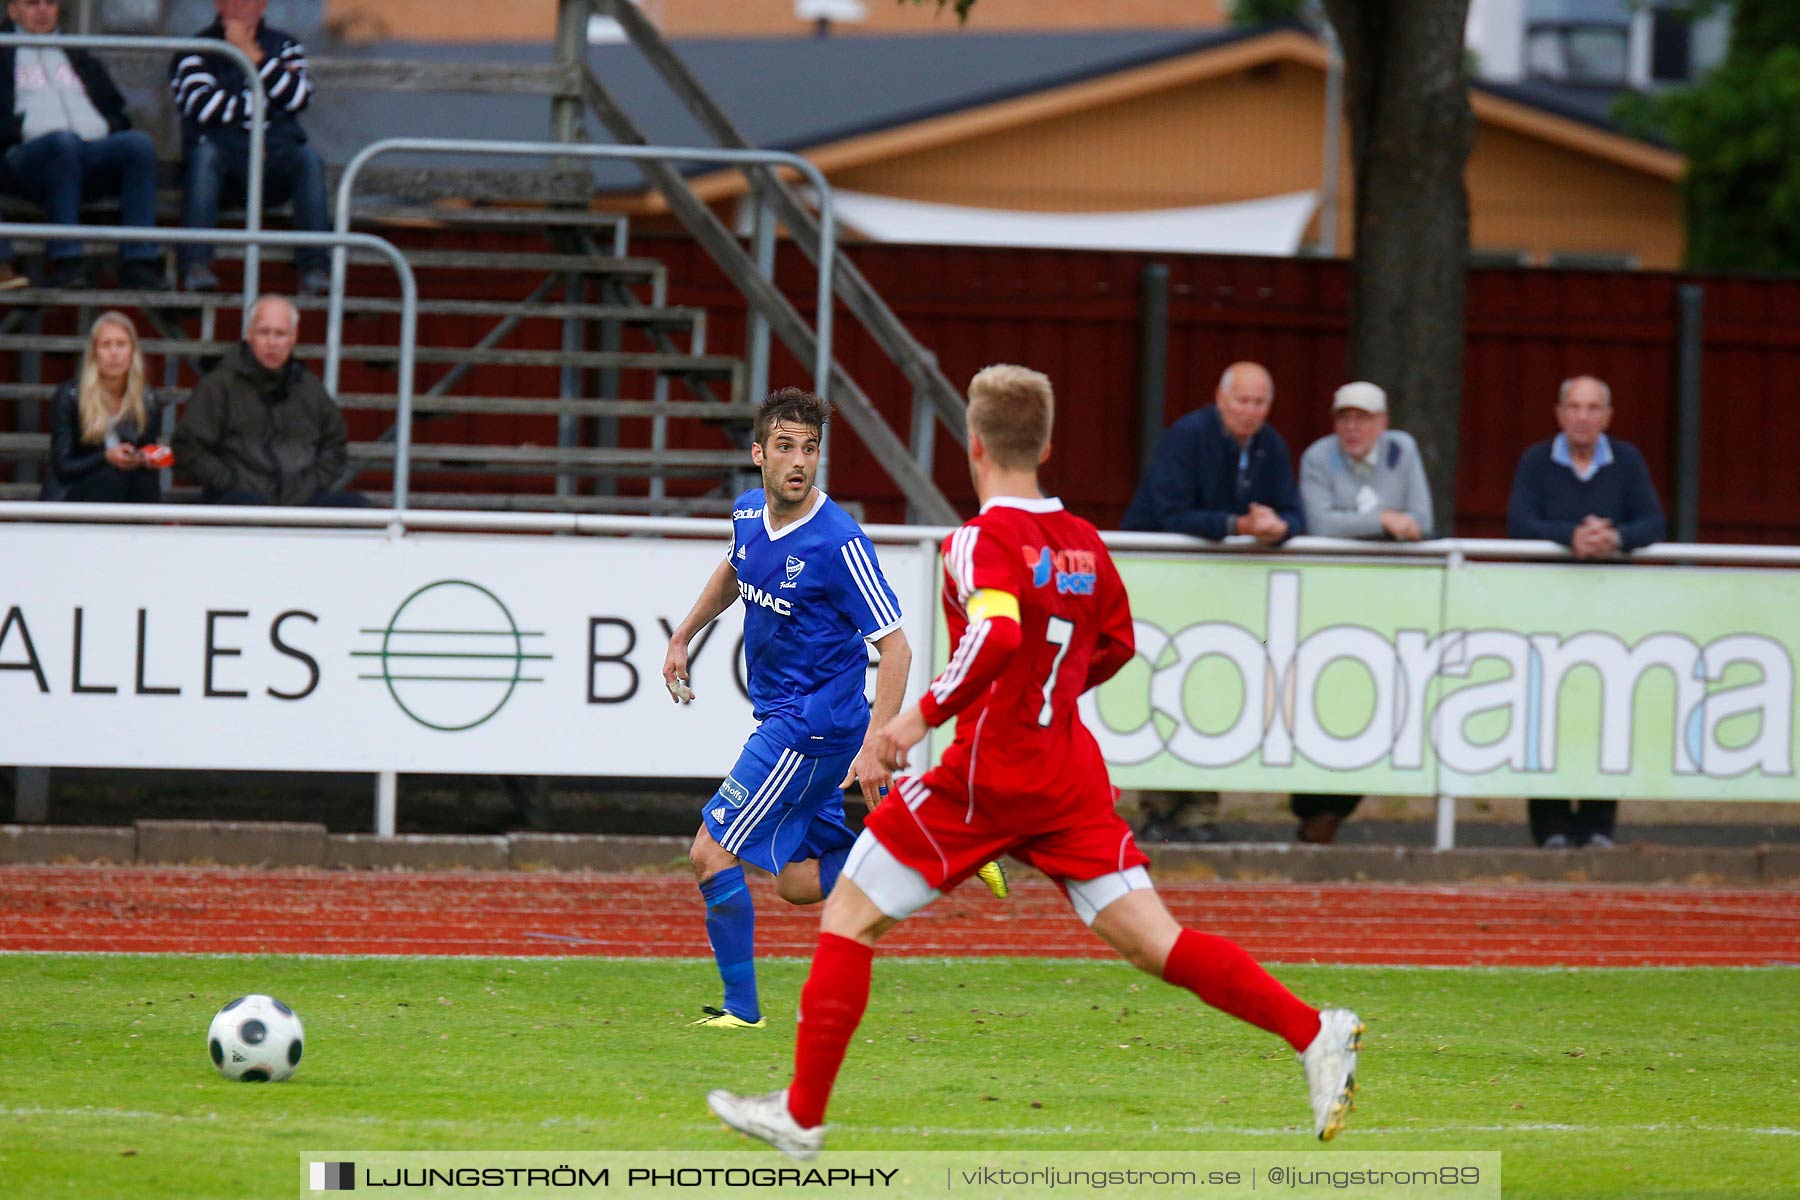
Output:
[{"xmin": 965, "ymin": 588, "xmax": 1021, "ymax": 624}]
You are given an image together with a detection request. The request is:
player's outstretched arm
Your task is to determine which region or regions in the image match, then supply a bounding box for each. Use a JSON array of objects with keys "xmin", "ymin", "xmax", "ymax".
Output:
[
  {"xmin": 843, "ymin": 627, "xmax": 912, "ymax": 804},
  {"xmin": 662, "ymin": 557, "xmax": 739, "ymax": 703}
]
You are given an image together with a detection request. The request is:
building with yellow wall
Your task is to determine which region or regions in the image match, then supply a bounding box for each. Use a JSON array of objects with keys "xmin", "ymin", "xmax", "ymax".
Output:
[{"xmin": 316, "ymin": 15, "xmax": 1686, "ymax": 268}]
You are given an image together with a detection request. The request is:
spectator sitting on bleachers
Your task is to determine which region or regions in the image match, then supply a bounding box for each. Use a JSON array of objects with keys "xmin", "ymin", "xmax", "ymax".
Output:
[
  {"xmin": 168, "ymin": 0, "xmax": 329, "ymax": 295},
  {"xmin": 42, "ymin": 311, "xmax": 168, "ymax": 502},
  {"xmin": 171, "ymin": 293, "xmax": 367, "ymax": 507},
  {"xmin": 1, "ymin": 0, "xmax": 167, "ymax": 291}
]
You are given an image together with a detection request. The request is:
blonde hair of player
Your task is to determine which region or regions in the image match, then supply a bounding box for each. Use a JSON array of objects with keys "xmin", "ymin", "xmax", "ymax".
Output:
[
  {"xmin": 966, "ymin": 363, "xmax": 1053, "ymax": 473},
  {"xmin": 77, "ymin": 311, "xmax": 149, "ymax": 444}
]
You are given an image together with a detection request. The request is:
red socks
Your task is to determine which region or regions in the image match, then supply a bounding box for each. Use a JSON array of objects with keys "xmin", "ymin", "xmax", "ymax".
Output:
[
  {"xmin": 786, "ymin": 928, "xmax": 1315, "ymax": 1129},
  {"xmin": 787, "ymin": 932, "xmax": 874, "ymax": 1128},
  {"xmin": 1161, "ymin": 928, "xmax": 1321, "ymax": 1052}
]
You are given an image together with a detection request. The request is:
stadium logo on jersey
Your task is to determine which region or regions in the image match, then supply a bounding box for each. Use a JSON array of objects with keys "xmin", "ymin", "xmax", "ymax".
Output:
[
  {"xmin": 732, "ymin": 507, "xmax": 763, "ymax": 519},
  {"xmin": 782, "ymin": 556, "xmax": 806, "ymax": 589},
  {"xmin": 1024, "ymin": 547, "xmax": 1097, "ymax": 595},
  {"xmin": 720, "ymin": 777, "xmax": 749, "ymax": 808},
  {"xmin": 738, "ymin": 579, "xmax": 794, "ymax": 616}
]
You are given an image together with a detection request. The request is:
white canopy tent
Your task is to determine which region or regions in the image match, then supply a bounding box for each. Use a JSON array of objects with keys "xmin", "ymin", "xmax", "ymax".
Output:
[{"xmin": 792, "ymin": 188, "xmax": 1321, "ymax": 256}]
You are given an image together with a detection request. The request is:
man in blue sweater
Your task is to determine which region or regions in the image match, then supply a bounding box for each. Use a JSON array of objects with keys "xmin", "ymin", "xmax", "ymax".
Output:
[
  {"xmin": 1122, "ymin": 361, "xmax": 1303, "ymax": 544},
  {"xmin": 1507, "ymin": 375, "xmax": 1666, "ymax": 559},
  {"xmin": 1506, "ymin": 374, "xmax": 1667, "ymax": 848}
]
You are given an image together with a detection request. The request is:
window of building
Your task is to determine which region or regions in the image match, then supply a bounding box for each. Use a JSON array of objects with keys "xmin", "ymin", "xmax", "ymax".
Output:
[
  {"xmin": 1650, "ymin": 6, "xmax": 1695, "ymax": 82},
  {"xmin": 1526, "ymin": 23, "xmax": 1631, "ymax": 84}
]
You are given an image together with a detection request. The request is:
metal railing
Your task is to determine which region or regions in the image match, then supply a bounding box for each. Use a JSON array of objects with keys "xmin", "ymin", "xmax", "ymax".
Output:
[
  {"xmin": 0, "ymin": 33, "xmax": 267, "ymax": 311},
  {"xmin": 8, "ymin": 497, "xmax": 1799, "ymax": 566},
  {"xmin": 324, "ymin": 137, "xmax": 837, "ymax": 405},
  {"xmin": 0, "ymin": 223, "xmax": 419, "ymax": 511}
]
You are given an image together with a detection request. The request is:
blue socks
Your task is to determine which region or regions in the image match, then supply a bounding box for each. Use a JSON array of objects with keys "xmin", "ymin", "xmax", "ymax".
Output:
[
  {"xmin": 818, "ymin": 845, "xmax": 849, "ymax": 898},
  {"xmin": 699, "ymin": 866, "xmax": 759, "ymax": 1023}
]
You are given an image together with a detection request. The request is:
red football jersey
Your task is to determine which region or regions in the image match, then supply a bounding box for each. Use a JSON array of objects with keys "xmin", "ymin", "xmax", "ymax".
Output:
[{"xmin": 917, "ymin": 496, "xmax": 1135, "ymax": 821}]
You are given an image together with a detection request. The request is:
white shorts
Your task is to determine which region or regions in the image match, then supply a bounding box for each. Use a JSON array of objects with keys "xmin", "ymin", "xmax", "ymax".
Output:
[
  {"xmin": 1064, "ymin": 865, "xmax": 1154, "ymax": 925},
  {"xmin": 842, "ymin": 830, "xmax": 1155, "ymax": 927}
]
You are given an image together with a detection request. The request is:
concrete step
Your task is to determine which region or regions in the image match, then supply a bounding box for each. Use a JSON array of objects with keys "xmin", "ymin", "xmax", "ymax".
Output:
[
  {"xmin": 0, "ymin": 479, "xmax": 736, "ymax": 514},
  {"xmin": 0, "ymin": 383, "xmax": 753, "ymax": 422},
  {"xmin": 0, "ymin": 334, "xmax": 741, "ymax": 376},
  {"xmin": 0, "ymin": 288, "xmax": 703, "ymax": 330},
  {"xmin": 351, "ymin": 442, "xmax": 747, "ymax": 475},
  {"xmin": 353, "ymin": 204, "xmax": 628, "ymax": 232}
]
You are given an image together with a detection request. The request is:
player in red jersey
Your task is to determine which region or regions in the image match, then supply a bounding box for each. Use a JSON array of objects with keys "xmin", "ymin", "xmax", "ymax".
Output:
[{"xmin": 707, "ymin": 365, "xmax": 1364, "ymax": 1157}]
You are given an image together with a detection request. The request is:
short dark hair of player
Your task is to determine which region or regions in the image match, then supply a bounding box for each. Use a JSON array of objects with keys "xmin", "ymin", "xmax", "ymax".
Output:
[
  {"xmin": 754, "ymin": 387, "xmax": 831, "ymax": 446},
  {"xmin": 966, "ymin": 364, "xmax": 1054, "ymax": 470}
]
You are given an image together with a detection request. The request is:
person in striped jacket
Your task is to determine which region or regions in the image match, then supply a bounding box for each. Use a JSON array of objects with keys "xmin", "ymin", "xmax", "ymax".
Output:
[{"xmin": 167, "ymin": 0, "xmax": 329, "ymax": 295}]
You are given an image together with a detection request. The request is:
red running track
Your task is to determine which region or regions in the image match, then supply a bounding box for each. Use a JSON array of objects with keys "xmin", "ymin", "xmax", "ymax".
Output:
[{"xmin": 4, "ymin": 866, "xmax": 1799, "ymax": 966}]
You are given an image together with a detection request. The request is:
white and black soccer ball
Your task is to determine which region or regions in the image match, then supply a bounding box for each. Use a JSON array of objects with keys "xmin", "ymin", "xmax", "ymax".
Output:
[{"xmin": 207, "ymin": 994, "xmax": 304, "ymax": 1082}]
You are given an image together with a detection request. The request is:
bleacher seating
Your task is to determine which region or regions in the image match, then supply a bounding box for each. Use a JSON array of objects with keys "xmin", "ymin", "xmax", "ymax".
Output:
[{"xmin": 0, "ymin": 199, "xmax": 759, "ymax": 514}]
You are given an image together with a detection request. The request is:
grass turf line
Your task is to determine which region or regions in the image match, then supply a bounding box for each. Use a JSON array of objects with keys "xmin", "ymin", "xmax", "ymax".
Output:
[{"xmin": 0, "ymin": 955, "xmax": 1795, "ymax": 1199}]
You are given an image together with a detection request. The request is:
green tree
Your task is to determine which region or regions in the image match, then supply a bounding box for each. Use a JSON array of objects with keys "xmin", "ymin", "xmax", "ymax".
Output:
[
  {"xmin": 1229, "ymin": 0, "xmax": 1310, "ymax": 24},
  {"xmin": 905, "ymin": 0, "xmax": 1474, "ymax": 528},
  {"xmin": 1654, "ymin": 1, "xmax": 1800, "ymax": 271}
]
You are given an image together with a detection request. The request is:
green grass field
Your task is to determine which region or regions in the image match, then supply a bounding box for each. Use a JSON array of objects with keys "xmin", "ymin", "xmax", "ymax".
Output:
[{"xmin": 1, "ymin": 955, "xmax": 1795, "ymax": 1199}]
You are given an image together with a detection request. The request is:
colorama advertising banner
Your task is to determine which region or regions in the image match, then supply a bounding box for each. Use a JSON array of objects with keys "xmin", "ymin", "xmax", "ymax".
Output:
[
  {"xmin": 7, "ymin": 523, "xmax": 1795, "ymax": 803},
  {"xmin": 1072, "ymin": 557, "xmax": 1796, "ymax": 801},
  {"xmin": 0, "ymin": 524, "xmax": 932, "ymax": 777}
]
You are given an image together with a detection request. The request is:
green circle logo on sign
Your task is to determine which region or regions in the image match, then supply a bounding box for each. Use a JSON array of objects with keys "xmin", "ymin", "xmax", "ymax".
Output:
[{"xmin": 354, "ymin": 580, "xmax": 550, "ymax": 731}]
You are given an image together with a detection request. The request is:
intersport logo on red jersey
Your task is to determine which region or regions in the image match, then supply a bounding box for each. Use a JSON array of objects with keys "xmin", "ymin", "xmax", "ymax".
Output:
[{"xmin": 1024, "ymin": 547, "xmax": 1097, "ymax": 595}]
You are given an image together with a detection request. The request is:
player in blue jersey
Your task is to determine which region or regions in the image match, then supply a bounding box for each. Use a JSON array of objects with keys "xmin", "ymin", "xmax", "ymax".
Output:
[{"xmin": 662, "ymin": 387, "xmax": 914, "ymax": 1029}]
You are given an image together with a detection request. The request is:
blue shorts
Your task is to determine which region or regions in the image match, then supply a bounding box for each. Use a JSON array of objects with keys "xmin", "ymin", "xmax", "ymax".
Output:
[{"xmin": 702, "ymin": 727, "xmax": 858, "ymax": 876}]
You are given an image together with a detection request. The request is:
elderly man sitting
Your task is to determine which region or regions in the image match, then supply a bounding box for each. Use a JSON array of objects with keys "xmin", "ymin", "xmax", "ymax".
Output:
[{"xmin": 172, "ymin": 294, "xmax": 368, "ymax": 507}]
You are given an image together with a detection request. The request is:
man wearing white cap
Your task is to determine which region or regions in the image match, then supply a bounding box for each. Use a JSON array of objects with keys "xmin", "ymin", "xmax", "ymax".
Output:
[
  {"xmin": 1298, "ymin": 381, "xmax": 1433, "ymax": 544},
  {"xmin": 1291, "ymin": 381, "xmax": 1433, "ymax": 843}
]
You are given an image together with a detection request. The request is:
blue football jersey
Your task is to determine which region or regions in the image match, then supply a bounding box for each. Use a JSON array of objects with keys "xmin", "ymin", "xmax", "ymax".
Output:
[{"xmin": 728, "ymin": 488, "xmax": 904, "ymax": 754}]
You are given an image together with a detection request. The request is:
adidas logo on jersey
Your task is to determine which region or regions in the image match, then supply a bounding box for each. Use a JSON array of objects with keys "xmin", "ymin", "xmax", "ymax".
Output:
[{"xmin": 737, "ymin": 546, "xmax": 747, "ymax": 560}]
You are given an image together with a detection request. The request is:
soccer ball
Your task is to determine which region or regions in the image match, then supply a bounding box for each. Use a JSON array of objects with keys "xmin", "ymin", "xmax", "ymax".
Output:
[{"xmin": 207, "ymin": 994, "xmax": 304, "ymax": 1082}]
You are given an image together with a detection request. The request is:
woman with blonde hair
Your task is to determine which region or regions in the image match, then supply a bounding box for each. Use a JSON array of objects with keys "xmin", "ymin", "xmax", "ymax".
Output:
[{"xmin": 43, "ymin": 311, "xmax": 169, "ymax": 502}]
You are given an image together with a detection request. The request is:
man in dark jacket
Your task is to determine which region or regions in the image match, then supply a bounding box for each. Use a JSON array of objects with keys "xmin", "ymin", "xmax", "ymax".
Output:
[
  {"xmin": 1, "ymin": 0, "xmax": 165, "ymax": 290},
  {"xmin": 1122, "ymin": 360, "xmax": 1303, "ymax": 544},
  {"xmin": 168, "ymin": 0, "xmax": 328, "ymax": 294},
  {"xmin": 172, "ymin": 294, "xmax": 367, "ymax": 506},
  {"xmin": 1120, "ymin": 360, "xmax": 1303, "ymax": 844},
  {"xmin": 1507, "ymin": 374, "xmax": 1667, "ymax": 850}
]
